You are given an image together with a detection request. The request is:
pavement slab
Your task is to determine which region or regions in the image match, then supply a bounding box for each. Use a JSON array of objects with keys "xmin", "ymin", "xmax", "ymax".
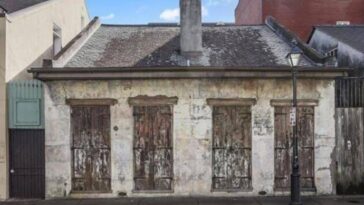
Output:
[
  {"xmin": 139, "ymin": 197, "xmax": 198, "ymax": 205},
  {"xmin": 198, "ymin": 197, "xmax": 259, "ymax": 205},
  {"xmin": 1, "ymin": 196, "xmax": 364, "ymax": 205}
]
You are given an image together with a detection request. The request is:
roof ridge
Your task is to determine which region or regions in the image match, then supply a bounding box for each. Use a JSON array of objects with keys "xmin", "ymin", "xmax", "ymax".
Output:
[
  {"xmin": 315, "ymin": 25, "xmax": 364, "ymax": 28},
  {"xmin": 265, "ymin": 16, "xmax": 326, "ymax": 65},
  {"xmin": 100, "ymin": 23, "xmax": 265, "ymax": 28}
]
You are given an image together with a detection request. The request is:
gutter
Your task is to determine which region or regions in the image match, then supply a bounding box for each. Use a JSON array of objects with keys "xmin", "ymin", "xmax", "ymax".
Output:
[{"xmin": 29, "ymin": 66, "xmax": 352, "ymax": 81}]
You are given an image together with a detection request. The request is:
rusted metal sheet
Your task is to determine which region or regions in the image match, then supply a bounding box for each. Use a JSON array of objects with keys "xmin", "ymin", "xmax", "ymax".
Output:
[
  {"xmin": 71, "ymin": 106, "xmax": 111, "ymax": 192},
  {"xmin": 336, "ymin": 108, "xmax": 364, "ymax": 194},
  {"xmin": 133, "ymin": 106, "xmax": 173, "ymax": 191},
  {"xmin": 212, "ymin": 106, "xmax": 252, "ymax": 191},
  {"xmin": 274, "ymin": 106, "xmax": 315, "ymax": 190}
]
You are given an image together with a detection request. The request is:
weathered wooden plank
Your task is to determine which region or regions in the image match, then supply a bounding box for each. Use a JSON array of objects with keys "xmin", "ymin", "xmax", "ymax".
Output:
[
  {"xmin": 336, "ymin": 108, "xmax": 364, "ymax": 194},
  {"xmin": 133, "ymin": 105, "xmax": 173, "ymax": 191},
  {"xmin": 274, "ymin": 107, "xmax": 291, "ymax": 189},
  {"xmin": 212, "ymin": 106, "xmax": 252, "ymax": 191},
  {"xmin": 71, "ymin": 105, "xmax": 111, "ymax": 192},
  {"xmin": 298, "ymin": 107, "xmax": 315, "ymax": 189},
  {"xmin": 274, "ymin": 106, "xmax": 315, "ymax": 190}
]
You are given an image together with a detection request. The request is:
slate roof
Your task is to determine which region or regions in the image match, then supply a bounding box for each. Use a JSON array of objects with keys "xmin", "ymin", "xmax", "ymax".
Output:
[
  {"xmin": 66, "ymin": 24, "xmax": 313, "ymax": 68},
  {"xmin": 314, "ymin": 25, "xmax": 364, "ymax": 53},
  {"xmin": 0, "ymin": 0, "xmax": 48, "ymax": 13}
]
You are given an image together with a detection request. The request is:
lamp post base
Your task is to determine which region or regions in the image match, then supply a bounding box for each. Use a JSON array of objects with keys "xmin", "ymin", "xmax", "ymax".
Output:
[{"xmin": 290, "ymin": 172, "xmax": 302, "ymax": 205}]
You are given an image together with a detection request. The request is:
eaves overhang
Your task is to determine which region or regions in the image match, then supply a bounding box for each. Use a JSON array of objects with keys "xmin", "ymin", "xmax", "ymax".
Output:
[{"xmin": 28, "ymin": 66, "xmax": 352, "ymax": 81}]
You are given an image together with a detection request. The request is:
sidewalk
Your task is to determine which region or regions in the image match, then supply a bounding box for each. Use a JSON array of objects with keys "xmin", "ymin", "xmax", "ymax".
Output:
[{"xmin": 1, "ymin": 196, "xmax": 364, "ymax": 205}]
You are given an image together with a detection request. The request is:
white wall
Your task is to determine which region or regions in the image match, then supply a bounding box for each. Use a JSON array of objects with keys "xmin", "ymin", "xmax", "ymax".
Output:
[
  {"xmin": 0, "ymin": 16, "xmax": 8, "ymax": 200},
  {"xmin": 5, "ymin": 0, "xmax": 89, "ymax": 81},
  {"xmin": 44, "ymin": 79, "xmax": 336, "ymax": 198},
  {"xmin": 0, "ymin": 0, "xmax": 89, "ymax": 199}
]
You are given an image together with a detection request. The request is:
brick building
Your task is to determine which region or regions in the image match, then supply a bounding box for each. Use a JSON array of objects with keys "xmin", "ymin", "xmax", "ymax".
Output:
[{"xmin": 235, "ymin": 0, "xmax": 364, "ymax": 40}]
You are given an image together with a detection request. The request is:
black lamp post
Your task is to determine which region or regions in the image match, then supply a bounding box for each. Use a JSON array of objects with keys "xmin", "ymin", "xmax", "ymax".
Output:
[{"xmin": 286, "ymin": 40, "xmax": 303, "ymax": 205}]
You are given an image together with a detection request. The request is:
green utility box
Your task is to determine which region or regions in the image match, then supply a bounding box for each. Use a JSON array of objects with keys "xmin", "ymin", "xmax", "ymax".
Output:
[{"xmin": 8, "ymin": 80, "xmax": 44, "ymax": 129}]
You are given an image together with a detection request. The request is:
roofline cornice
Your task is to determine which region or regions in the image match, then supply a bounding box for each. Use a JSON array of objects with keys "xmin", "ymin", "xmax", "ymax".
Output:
[{"xmin": 29, "ymin": 66, "xmax": 352, "ymax": 81}]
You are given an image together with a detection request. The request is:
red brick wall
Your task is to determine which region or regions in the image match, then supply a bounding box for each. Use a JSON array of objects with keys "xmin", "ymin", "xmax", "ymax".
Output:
[
  {"xmin": 235, "ymin": 0, "xmax": 262, "ymax": 25},
  {"xmin": 235, "ymin": 0, "xmax": 364, "ymax": 41}
]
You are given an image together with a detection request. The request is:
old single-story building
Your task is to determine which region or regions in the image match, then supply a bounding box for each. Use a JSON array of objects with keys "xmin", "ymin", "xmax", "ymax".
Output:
[{"xmin": 29, "ymin": 0, "xmax": 351, "ymax": 199}]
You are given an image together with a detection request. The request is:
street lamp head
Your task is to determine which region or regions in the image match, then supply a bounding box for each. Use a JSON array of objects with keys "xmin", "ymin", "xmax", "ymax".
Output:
[{"xmin": 286, "ymin": 41, "xmax": 303, "ymax": 67}]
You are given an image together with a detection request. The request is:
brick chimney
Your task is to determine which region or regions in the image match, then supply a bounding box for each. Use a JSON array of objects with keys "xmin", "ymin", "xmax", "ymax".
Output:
[{"xmin": 180, "ymin": 0, "xmax": 202, "ymax": 59}]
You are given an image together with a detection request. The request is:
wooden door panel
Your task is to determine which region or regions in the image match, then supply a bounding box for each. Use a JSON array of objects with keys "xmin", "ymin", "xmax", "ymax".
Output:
[
  {"xmin": 133, "ymin": 106, "xmax": 173, "ymax": 191},
  {"xmin": 73, "ymin": 149, "xmax": 86, "ymax": 178},
  {"xmin": 274, "ymin": 149, "xmax": 291, "ymax": 188},
  {"xmin": 212, "ymin": 106, "xmax": 252, "ymax": 191},
  {"xmin": 154, "ymin": 178, "xmax": 172, "ymax": 190},
  {"xmin": 135, "ymin": 179, "xmax": 151, "ymax": 191},
  {"xmin": 274, "ymin": 108, "xmax": 291, "ymax": 190},
  {"xmin": 298, "ymin": 107, "xmax": 315, "ymax": 189},
  {"xmin": 71, "ymin": 106, "xmax": 111, "ymax": 192},
  {"xmin": 228, "ymin": 149, "xmax": 251, "ymax": 190},
  {"xmin": 336, "ymin": 108, "xmax": 364, "ymax": 194},
  {"xmin": 228, "ymin": 149, "xmax": 251, "ymax": 177},
  {"xmin": 274, "ymin": 106, "xmax": 315, "ymax": 190},
  {"xmin": 213, "ymin": 149, "xmax": 227, "ymax": 178},
  {"xmin": 154, "ymin": 149, "xmax": 173, "ymax": 178}
]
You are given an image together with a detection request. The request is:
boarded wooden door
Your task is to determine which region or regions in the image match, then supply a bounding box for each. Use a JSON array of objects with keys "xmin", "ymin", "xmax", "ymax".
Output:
[
  {"xmin": 212, "ymin": 106, "xmax": 252, "ymax": 191},
  {"xmin": 274, "ymin": 106, "xmax": 315, "ymax": 190},
  {"xmin": 336, "ymin": 108, "xmax": 364, "ymax": 194},
  {"xmin": 71, "ymin": 106, "xmax": 111, "ymax": 192},
  {"xmin": 133, "ymin": 106, "xmax": 173, "ymax": 191},
  {"xmin": 9, "ymin": 130, "xmax": 45, "ymax": 199}
]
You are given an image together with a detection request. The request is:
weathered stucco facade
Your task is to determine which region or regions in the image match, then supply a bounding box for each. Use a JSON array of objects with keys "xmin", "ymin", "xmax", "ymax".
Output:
[{"xmin": 44, "ymin": 78, "xmax": 336, "ymax": 198}]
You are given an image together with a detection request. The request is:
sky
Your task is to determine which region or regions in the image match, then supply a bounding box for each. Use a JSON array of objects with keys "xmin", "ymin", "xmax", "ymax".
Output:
[{"xmin": 86, "ymin": 0, "xmax": 239, "ymax": 25}]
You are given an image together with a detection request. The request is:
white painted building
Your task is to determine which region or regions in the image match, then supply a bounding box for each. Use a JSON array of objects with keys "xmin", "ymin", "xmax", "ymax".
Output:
[{"xmin": 0, "ymin": 0, "xmax": 89, "ymax": 199}]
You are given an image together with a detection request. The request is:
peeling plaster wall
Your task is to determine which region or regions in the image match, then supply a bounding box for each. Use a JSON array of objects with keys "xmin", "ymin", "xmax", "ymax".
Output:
[{"xmin": 44, "ymin": 79, "xmax": 335, "ymax": 198}]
